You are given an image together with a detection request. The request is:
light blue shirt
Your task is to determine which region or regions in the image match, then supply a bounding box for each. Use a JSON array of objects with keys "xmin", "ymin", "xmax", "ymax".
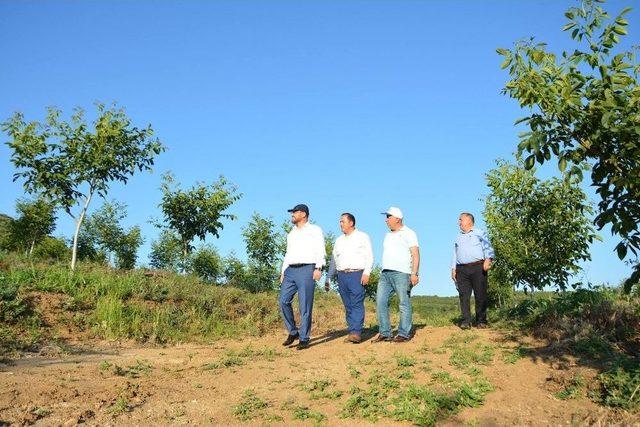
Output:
[{"xmin": 451, "ymin": 228, "xmax": 495, "ymax": 268}]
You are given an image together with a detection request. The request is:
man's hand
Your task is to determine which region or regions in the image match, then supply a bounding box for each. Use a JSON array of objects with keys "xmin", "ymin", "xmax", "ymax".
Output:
[
  {"xmin": 483, "ymin": 259, "xmax": 492, "ymax": 272},
  {"xmin": 313, "ymin": 269, "xmax": 322, "ymax": 281},
  {"xmin": 361, "ymin": 274, "xmax": 370, "ymax": 286},
  {"xmin": 324, "ymin": 281, "xmax": 330, "ymax": 292},
  {"xmin": 451, "ymin": 269, "xmax": 457, "ymax": 282},
  {"xmin": 410, "ymin": 273, "xmax": 419, "ymax": 287}
]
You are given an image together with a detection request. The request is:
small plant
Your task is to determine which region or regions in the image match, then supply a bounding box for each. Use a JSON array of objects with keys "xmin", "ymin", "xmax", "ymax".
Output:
[
  {"xmin": 394, "ymin": 352, "xmax": 416, "ymax": 367},
  {"xmin": 348, "ymin": 365, "xmax": 361, "ymax": 379},
  {"xmin": 397, "ymin": 370, "xmax": 414, "ymax": 380},
  {"xmin": 449, "ymin": 344, "xmax": 495, "ymax": 369},
  {"xmin": 598, "ymin": 363, "xmax": 640, "ymax": 410},
  {"xmin": 502, "ymin": 346, "xmax": 529, "ymax": 364},
  {"xmin": 98, "ymin": 360, "xmax": 113, "ymax": 372},
  {"xmin": 232, "ymin": 390, "xmax": 269, "ymax": 421},
  {"xmin": 108, "ymin": 396, "xmax": 131, "ymax": 416},
  {"xmin": 292, "ymin": 405, "xmax": 327, "ymax": 423},
  {"xmin": 125, "ymin": 360, "xmax": 153, "ymax": 378}
]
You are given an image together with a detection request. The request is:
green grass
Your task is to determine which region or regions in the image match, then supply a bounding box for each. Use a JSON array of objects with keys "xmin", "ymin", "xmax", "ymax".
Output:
[
  {"xmin": 232, "ymin": 390, "xmax": 270, "ymax": 421},
  {"xmin": 342, "ymin": 376, "xmax": 495, "ymax": 426},
  {"xmin": 411, "ymin": 295, "xmax": 460, "ymax": 327},
  {"xmin": 0, "ymin": 255, "xmax": 345, "ymax": 349}
]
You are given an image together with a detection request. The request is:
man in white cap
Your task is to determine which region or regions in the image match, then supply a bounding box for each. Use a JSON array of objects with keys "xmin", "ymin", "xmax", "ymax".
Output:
[{"xmin": 373, "ymin": 206, "xmax": 420, "ymax": 343}]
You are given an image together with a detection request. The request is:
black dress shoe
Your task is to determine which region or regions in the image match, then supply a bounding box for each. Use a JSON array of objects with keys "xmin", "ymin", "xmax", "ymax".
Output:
[
  {"xmin": 296, "ymin": 340, "xmax": 310, "ymax": 350},
  {"xmin": 460, "ymin": 323, "xmax": 471, "ymax": 330},
  {"xmin": 282, "ymin": 334, "xmax": 299, "ymax": 346}
]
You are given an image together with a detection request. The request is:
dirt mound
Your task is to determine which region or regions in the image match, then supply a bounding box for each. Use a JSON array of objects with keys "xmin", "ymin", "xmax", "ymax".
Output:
[{"xmin": 1, "ymin": 326, "xmax": 636, "ymax": 426}]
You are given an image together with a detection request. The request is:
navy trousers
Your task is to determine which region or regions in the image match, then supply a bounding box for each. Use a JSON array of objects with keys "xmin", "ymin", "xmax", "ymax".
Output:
[
  {"xmin": 337, "ymin": 271, "xmax": 365, "ymax": 335},
  {"xmin": 279, "ymin": 264, "xmax": 315, "ymax": 342}
]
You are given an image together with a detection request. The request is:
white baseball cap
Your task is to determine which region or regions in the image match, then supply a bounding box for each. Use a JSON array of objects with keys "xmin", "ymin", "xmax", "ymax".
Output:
[{"xmin": 381, "ymin": 206, "xmax": 403, "ymax": 219}]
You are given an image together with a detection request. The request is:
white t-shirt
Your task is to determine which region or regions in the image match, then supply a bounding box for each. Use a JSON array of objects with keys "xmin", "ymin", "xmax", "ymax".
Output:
[{"xmin": 381, "ymin": 226, "xmax": 419, "ymax": 274}]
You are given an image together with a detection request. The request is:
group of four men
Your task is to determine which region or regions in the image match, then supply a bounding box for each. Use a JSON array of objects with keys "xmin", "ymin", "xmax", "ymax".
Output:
[{"xmin": 279, "ymin": 203, "xmax": 494, "ymax": 350}]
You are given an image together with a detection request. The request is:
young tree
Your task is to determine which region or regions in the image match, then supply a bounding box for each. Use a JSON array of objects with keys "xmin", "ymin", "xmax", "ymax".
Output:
[
  {"xmin": 242, "ymin": 213, "xmax": 280, "ymax": 292},
  {"xmin": 191, "ymin": 245, "xmax": 223, "ymax": 283},
  {"xmin": 497, "ymin": 0, "xmax": 640, "ymax": 292},
  {"xmin": 484, "ymin": 159, "xmax": 599, "ymax": 294},
  {"xmin": 9, "ymin": 197, "xmax": 57, "ymax": 256},
  {"xmin": 157, "ymin": 173, "xmax": 241, "ymax": 266},
  {"xmin": 114, "ymin": 227, "xmax": 143, "ymax": 270},
  {"xmin": 78, "ymin": 201, "xmax": 143, "ymax": 269},
  {"xmin": 3, "ymin": 103, "xmax": 164, "ymax": 270},
  {"xmin": 149, "ymin": 230, "xmax": 183, "ymax": 272},
  {"xmin": 0, "ymin": 214, "xmax": 14, "ymax": 251},
  {"xmin": 222, "ymin": 252, "xmax": 249, "ymax": 289}
]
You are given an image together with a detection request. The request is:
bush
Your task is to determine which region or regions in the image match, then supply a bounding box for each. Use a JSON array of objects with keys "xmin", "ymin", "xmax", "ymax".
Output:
[
  {"xmin": 32, "ymin": 237, "xmax": 71, "ymax": 261},
  {"xmin": 191, "ymin": 245, "xmax": 223, "ymax": 283}
]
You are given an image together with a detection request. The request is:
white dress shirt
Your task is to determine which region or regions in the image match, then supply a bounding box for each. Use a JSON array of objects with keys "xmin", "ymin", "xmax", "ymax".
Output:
[
  {"xmin": 381, "ymin": 226, "xmax": 419, "ymax": 274},
  {"xmin": 281, "ymin": 222, "xmax": 326, "ymax": 274},
  {"xmin": 331, "ymin": 229, "xmax": 374, "ymax": 275}
]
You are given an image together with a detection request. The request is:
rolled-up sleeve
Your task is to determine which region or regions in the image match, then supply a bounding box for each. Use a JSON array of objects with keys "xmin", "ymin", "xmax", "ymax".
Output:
[
  {"xmin": 451, "ymin": 244, "xmax": 457, "ymax": 269},
  {"xmin": 480, "ymin": 230, "xmax": 495, "ymax": 259},
  {"xmin": 314, "ymin": 227, "xmax": 326, "ymax": 269}
]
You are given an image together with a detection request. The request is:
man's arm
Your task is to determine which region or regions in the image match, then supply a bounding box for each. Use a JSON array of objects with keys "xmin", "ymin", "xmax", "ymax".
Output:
[
  {"xmin": 410, "ymin": 246, "xmax": 420, "ymax": 286},
  {"xmin": 451, "ymin": 245, "xmax": 457, "ymax": 282},
  {"xmin": 480, "ymin": 230, "xmax": 495, "ymax": 271},
  {"xmin": 313, "ymin": 227, "xmax": 326, "ymax": 281},
  {"xmin": 362, "ymin": 234, "xmax": 374, "ymax": 285},
  {"xmin": 325, "ymin": 256, "xmax": 336, "ymax": 291}
]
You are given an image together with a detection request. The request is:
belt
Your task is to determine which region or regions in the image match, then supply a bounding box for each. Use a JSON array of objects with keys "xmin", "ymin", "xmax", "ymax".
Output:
[
  {"xmin": 288, "ymin": 263, "xmax": 315, "ymax": 268},
  {"xmin": 338, "ymin": 269, "xmax": 364, "ymax": 273},
  {"xmin": 456, "ymin": 260, "xmax": 484, "ymax": 267}
]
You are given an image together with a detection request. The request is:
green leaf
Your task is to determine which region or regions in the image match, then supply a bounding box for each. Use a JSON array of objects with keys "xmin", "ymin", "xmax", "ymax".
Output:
[
  {"xmin": 562, "ymin": 22, "xmax": 576, "ymax": 31},
  {"xmin": 612, "ymin": 26, "xmax": 627, "ymax": 35},
  {"xmin": 496, "ymin": 48, "xmax": 509, "ymax": 56},
  {"xmin": 616, "ymin": 242, "xmax": 627, "ymax": 260},
  {"xmin": 500, "ymin": 58, "xmax": 511, "ymax": 69},
  {"xmin": 524, "ymin": 155, "xmax": 536, "ymax": 170},
  {"xmin": 558, "ymin": 157, "xmax": 567, "ymax": 172}
]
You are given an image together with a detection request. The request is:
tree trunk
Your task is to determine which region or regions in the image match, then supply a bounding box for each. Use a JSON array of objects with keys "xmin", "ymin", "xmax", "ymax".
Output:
[
  {"xmin": 70, "ymin": 191, "xmax": 94, "ymax": 271},
  {"xmin": 29, "ymin": 240, "xmax": 35, "ymax": 257}
]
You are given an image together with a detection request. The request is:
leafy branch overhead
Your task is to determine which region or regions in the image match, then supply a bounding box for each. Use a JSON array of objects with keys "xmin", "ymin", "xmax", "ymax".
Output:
[{"xmin": 497, "ymin": 0, "xmax": 640, "ymax": 291}]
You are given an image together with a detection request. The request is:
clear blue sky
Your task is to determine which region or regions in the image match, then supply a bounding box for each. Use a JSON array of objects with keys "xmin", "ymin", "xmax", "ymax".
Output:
[{"xmin": 1, "ymin": 0, "xmax": 636, "ymax": 296}]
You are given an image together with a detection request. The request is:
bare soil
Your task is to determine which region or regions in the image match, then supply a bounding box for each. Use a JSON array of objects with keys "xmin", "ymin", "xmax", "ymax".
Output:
[{"xmin": 1, "ymin": 326, "xmax": 638, "ymax": 426}]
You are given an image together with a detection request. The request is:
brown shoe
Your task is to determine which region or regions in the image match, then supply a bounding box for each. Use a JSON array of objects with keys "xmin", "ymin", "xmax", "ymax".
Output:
[
  {"xmin": 371, "ymin": 334, "xmax": 392, "ymax": 343},
  {"xmin": 344, "ymin": 333, "xmax": 362, "ymax": 344},
  {"xmin": 393, "ymin": 335, "xmax": 410, "ymax": 343}
]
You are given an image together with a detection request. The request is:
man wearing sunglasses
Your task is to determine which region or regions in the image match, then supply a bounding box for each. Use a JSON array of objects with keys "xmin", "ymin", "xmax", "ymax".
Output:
[{"xmin": 373, "ymin": 207, "xmax": 420, "ymax": 343}]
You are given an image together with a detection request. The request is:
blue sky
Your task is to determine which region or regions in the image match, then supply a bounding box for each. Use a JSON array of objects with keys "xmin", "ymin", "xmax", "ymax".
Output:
[{"xmin": 1, "ymin": 0, "xmax": 636, "ymax": 296}]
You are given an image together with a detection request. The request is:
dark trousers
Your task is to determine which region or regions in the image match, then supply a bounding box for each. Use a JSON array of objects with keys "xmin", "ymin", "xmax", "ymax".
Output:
[
  {"xmin": 456, "ymin": 264, "xmax": 488, "ymax": 325},
  {"xmin": 336, "ymin": 271, "xmax": 365, "ymax": 335},
  {"xmin": 279, "ymin": 264, "xmax": 315, "ymax": 341}
]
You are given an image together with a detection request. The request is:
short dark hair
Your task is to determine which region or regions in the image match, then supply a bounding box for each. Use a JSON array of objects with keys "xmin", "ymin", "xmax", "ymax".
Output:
[
  {"xmin": 341, "ymin": 212, "xmax": 356, "ymax": 226},
  {"xmin": 461, "ymin": 212, "xmax": 475, "ymax": 224}
]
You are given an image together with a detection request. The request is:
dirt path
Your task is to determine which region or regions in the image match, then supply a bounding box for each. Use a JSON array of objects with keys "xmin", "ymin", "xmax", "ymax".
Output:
[{"xmin": 0, "ymin": 326, "xmax": 637, "ymax": 426}]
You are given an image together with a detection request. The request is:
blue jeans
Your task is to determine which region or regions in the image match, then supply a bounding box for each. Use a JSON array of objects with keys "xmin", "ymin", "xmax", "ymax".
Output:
[
  {"xmin": 376, "ymin": 270, "xmax": 412, "ymax": 338},
  {"xmin": 279, "ymin": 264, "xmax": 315, "ymax": 342},
  {"xmin": 337, "ymin": 271, "xmax": 365, "ymax": 335}
]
